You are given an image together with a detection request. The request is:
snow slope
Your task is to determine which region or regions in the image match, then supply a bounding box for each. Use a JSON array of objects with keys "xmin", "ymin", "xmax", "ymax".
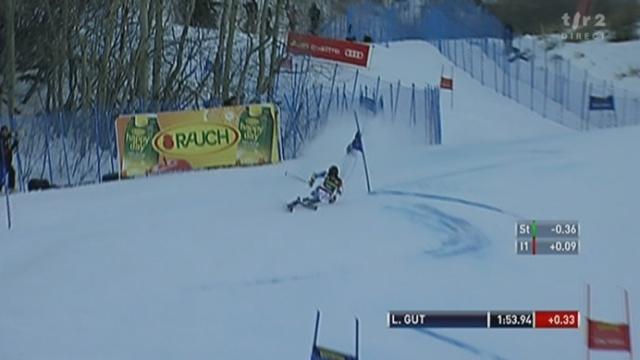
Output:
[
  {"xmin": 341, "ymin": 40, "xmax": 570, "ymax": 145},
  {"xmin": 525, "ymin": 35, "xmax": 640, "ymax": 96},
  {"xmin": 1, "ymin": 40, "xmax": 638, "ymax": 360}
]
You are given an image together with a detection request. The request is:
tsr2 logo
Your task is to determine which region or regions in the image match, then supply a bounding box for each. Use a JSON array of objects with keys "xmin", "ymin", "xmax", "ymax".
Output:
[
  {"xmin": 561, "ymin": 12, "xmax": 606, "ymax": 40},
  {"xmin": 562, "ymin": 12, "xmax": 606, "ymax": 30}
]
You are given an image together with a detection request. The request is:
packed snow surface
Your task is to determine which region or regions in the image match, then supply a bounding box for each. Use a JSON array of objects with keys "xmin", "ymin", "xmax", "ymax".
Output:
[{"xmin": 1, "ymin": 40, "xmax": 637, "ymax": 360}]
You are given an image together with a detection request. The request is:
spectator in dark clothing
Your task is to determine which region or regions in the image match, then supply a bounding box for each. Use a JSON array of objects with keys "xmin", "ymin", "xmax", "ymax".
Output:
[
  {"xmin": 0, "ymin": 125, "xmax": 18, "ymax": 192},
  {"xmin": 286, "ymin": 1, "xmax": 298, "ymax": 32},
  {"xmin": 243, "ymin": 0, "xmax": 259, "ymax": 33},
  {"xmin": 503, "ymin": 24, "xmax": 514, "ymax": 55},
  {"xmin": 308, "ymin": 2, "xmax": 321, "ymax": 35},
  {"xmin": 346, "ymin": 24, "xmax": 356, "ymax": 41}
]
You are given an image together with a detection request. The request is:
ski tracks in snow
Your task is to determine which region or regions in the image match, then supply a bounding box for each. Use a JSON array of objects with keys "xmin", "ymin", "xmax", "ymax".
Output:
[
  {"xmin": 373, "ymin": 190, "xmax": 520, "ymax": 258},
  {"xmin": 373, "ymin": 190, "xmax": 514, "ymax": 359},
  {"xmin": 383, "ymin": 202, "xmax": 490, "ymax": 258},
  {"xmin": 415, "ymin": 329, "xmax": 510, "ymax": 360}
]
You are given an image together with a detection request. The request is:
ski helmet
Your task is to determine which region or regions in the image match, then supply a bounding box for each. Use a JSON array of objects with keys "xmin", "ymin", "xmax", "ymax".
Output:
[{"xmin": 328, "ymin": 165, "xmax": 339, "ymax": 176}]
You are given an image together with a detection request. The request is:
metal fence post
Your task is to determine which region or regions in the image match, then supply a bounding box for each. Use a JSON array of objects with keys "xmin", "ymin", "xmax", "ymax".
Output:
[
  {"xmin": 493, "ymin": 41, "xmax": 498, "ymax": 93},
  {"xmin": 44, "ymin": 116, "xmax": 54, "ymax": 182},
  {"xmin": 350, "ymin": 69, "xmax": 359, "ymax": 108},
  {"xmin": 543, "ymin": 50, "xmax": 548, "ymax": 118},
  {"xmin": 58, "ymin": 112, "xmax": 72, "ymax": 186},
  {"xmin": 93, "ymin": 110, "xmax": 102, "ymax": 183},
  {"xmin": 621, "ymin": 89, "xmax": 628, "ymax": 126},
  {"xmin": 580, "ymin": 70, "xmax": 588, "ymax": 125},
  {"xmin": 7, "ymin": 115, "xmax": 24, "ymax": 191},
  {"xmin": 389, "ymin": 82, "xmax": 394, "ymax": 116},
  {"xmin": 325, "ymin": 63, "xmax": 338, "ymax": 113},
  {"xmin": 466, "ymin": 40, "xmax": 478, "ymax": 79},
  {"xmin": 454, "ymin": 40, "xmax": 459, "ymax": 66},
  {"xmin": 480, "ymin": 42, "xmax": 485, "ymax": 85},
  {"xmin": 411, "ymin": 83, "xmax": 416, "ymax": 126},
  {"xmin": 393, "ymin": 80, "xmax": 400, "ymax": 121},
  {"xmin": 530, "ymin": 43, "xmax": 535, "ymax": 111}
]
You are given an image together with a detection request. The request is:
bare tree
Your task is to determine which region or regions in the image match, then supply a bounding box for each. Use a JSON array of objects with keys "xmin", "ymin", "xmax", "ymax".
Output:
[
  {"xmin": 213, "ymin": 0, "xmax": 230, "ymax": 99},
  {"xmin": 136, "ymin": 0, "xmax": 150, "ymax": 99},
  {"xmin": 151, "ymin": 0, "xmax": 164, "ymax": 100},
  {"xmin": 266, "ymin": 0, "xmax": 284, "ymax": 95},
  {"xmin": 97, "ymin": 0, "xmax": 121, "ymax": 108},
  {"xmin": 256, "ymin": 0, "xmax": 270, "ymax": 94},
  {"xmin": 221, "ymin": 0, "xmax": 239, "ymax": 101},
  {"xmin": 4, "ymin": 0, "xmax": 16, "ymax": 119},
  {"xmin": 164, "ymin": 0, "xmax": 196, "ymax": 100}
]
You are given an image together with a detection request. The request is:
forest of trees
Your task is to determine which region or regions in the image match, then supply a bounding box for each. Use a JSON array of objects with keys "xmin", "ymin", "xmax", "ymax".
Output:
[
  {"xmin": 0, "ymin": 0, "xmax": 367, "ymax": 118},
  {"xmin": 2, "ymin": 0, "xmax": 637, "ymax": 120}
]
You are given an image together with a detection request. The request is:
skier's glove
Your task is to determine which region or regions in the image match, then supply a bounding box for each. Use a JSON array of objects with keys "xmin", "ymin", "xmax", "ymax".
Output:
[{"xmin": 308, "ymin": 176, "xmax": 315, "ymax": 187}]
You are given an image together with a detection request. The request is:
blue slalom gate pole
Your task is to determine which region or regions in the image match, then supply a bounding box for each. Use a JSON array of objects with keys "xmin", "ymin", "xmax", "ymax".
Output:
[
  {"xmin": 312, "ymin": 310, "xmax": 320, "ymax": 349},
  {"xmin": 355, "ymin": 318, "xmax": 360, "ymax": 360},
  {"xmin": 353, "ymin": 111, "xmax": 372, "ymax": 194}
]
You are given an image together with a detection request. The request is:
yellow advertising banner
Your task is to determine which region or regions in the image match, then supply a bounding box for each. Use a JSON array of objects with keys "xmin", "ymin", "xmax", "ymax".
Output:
[{"xmin": 115, "ymin": 103, "xmax": 281, "ymax": 177}]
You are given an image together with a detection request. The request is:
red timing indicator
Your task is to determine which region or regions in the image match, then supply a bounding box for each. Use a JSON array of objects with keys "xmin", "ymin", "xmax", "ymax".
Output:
[{"xmin": 535, "ymin": 311, "xmax": 580, "ymax": 328}]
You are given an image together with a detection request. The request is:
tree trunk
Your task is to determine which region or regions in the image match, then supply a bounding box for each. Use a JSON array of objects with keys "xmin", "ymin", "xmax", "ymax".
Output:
[
  {"xmin": 151, "ymin": 0, "xmax": 164, "ymax": 101},
  {"xmin": 136, "ymin": 0, "xmax": 150, "ymax": 100},
  {"xmin": 235, "ymin": 36, "xmax": 253, "ymax": 103},
  {"xmin": 221, "ymin": 0, "xmax": 239, "ymax": 101},
  {"xmin": 80, "ymin": 37, "xmax": 91, "ymax": 112},
  {"xmin": 213, "ymin": 0, "xmax": 231, "ymax": 99},
  {"xmin": 97, "ymin": 0, "xmax": 121, "ymax": 108},
  {"xmin": 163, "ymin": 0, "xmax": 196, "ymax": 99},
  {"xmin": 266, "ymin": 0, "xmax": 284, "ymax": 96},
  {"xmin": 256, "ymin": 0, "xmax": 270, "ymax": 94},
  {"xmin": 62, "ymin": 0, "xmax": 74, "ymax": 111},
  {"xmin": 4, "ymin": 0, "xmax": 16, "ymax": 118}
]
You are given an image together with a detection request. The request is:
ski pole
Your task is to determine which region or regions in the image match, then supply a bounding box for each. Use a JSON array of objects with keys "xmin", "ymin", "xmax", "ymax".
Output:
[{"xmin": 284, "ymin": 171, "xmax": 308, "ymax": 185}]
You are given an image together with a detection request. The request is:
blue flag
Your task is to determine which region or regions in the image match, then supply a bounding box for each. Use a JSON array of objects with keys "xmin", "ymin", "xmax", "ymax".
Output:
[{"xmin": 346, "ymin": 131, "xmax": 363, "ymax": 154}]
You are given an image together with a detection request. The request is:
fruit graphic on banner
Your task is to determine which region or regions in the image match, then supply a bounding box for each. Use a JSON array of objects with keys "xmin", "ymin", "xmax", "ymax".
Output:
[
  {"xmin": 115, "ymin": 104, "xmax": 281, "ymax": 177},
  {"xmin": 123, "ymin": 114, "xmax": 160, "ymax": 177},
  {"xmin": 237, "ymin": 105, "xmax": 274, "ymax": 165}
]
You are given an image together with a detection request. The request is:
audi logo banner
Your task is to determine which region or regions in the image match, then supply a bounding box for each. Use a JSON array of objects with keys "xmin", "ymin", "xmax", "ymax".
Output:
[{"xmin": 287, "ymin": 33, "xmax": 371, "ymax": 68}]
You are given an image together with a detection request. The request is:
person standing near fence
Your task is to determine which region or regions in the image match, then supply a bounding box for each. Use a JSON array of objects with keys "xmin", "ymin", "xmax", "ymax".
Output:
[
  {"xmin": 308, "ymin": 2, "xmax": 321, "ymax": 35},
  {"xmin": 503, "ymin": 23, "xmax": 514, "ymax": 55},
  {"xmin": 0, "ymin": 125, "xmax": 18, "ymax": 192},
  {"xmin": 286, "ymin": 0, "xmax": 298, "ymax": 32}
]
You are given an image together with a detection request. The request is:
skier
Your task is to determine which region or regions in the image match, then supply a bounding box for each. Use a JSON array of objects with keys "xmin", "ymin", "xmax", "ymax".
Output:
[{"xmin": 287, "ymin": 165, "xmax": 343, "ymax": 211}]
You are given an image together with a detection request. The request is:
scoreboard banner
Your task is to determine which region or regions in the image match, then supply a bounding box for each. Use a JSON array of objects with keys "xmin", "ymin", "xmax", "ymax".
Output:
[
  {"xmin": 287, "ymin": 32, "xmax": 371, "ymax": 68},
  {"xmin": 115, "ymin": 104, "xmax": 281, "ymax": 178},
  {"xmin": 387, "ymin": 310, "xmax": 580, "ymax": 329}
]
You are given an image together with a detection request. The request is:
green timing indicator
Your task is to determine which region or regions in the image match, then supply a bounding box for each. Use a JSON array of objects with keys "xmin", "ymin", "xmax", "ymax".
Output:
[
  {"xmin": 531, "ymin": 220, "xmax": 537, "ymax": 238},
  {"xmin": 516, "ymin": 220, "xmax": 579, "ymax": 255}
]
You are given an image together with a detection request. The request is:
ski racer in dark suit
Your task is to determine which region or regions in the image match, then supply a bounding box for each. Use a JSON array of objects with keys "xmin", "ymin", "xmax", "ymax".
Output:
[{"xmin": 288, "ymin": 165, "xmax": 343, "ymax": 211}]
